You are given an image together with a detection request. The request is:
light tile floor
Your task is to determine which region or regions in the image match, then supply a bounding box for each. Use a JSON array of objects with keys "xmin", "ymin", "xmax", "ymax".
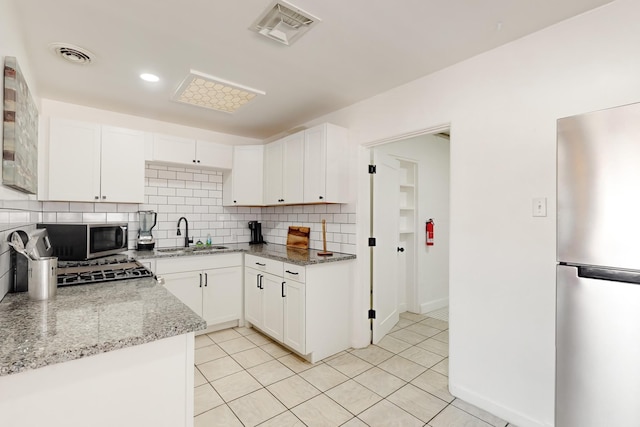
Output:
[{"xmin": 194, "ymin": 312, "xmax": 517, "ymax": 427}]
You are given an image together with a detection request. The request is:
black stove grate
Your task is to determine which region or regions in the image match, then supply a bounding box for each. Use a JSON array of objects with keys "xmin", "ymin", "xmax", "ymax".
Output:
[{"xmin": 57, "ymin": 257, "xmax": 154, "ymax": 286}]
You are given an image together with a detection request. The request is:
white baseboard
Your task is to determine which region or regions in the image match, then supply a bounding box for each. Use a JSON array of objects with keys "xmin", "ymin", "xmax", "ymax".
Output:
[
  {"xmin": 398, "ymin": 302, "xmax": 408, "ymax": 313},
  {"xmin": 449, "ymin": 383, "xmax": 553, "ymax": 427},
  {"xmin": 420, "ymin": 297, "xmax": 449, "ymax": 314}
]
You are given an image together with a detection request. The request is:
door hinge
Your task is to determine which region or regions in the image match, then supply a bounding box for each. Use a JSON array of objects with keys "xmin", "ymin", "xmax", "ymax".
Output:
[
  {"xmin": 368, "ymin": 309, "xmax": 376, "ymax": 319},
  {"xmin": 368, "ymin": 237, "xmax": 376, "ymax": 247},
  {"xmin": 368, "ymin": 164, "xmax": 377, "ymax": 174}
]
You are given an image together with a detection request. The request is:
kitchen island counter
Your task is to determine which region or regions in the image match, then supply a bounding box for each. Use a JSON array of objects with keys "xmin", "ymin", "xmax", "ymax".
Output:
[
  {"xmin": 133, "ymin": 242, "xmax": 356, "ymax": 265},
  {"xmin": 0, "ymin": 278, "xmax": 204, "ymax": 427},
  {"xmin": 0, "ymin": 277, "xmax": 206, "ymax": 377}
]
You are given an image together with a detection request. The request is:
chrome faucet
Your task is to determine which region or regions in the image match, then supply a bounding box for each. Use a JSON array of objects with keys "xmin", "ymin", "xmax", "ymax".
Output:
[{"xmin": 176, "ymin": 217, "xmax": 193, "ymax": 248}]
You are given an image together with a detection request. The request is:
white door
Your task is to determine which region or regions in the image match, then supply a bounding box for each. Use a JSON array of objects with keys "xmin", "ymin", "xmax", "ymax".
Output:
[
  {"xmin": 47, "ymin": 118, "xmax": 101, "ymax": 202},
  {"xmin": 372, "ymin": 149, "xmax": 400, "ymax": 343},
  {"xmin": 282, "ymin": 131, "xmax": 305, "ymax": 204},
  {"xmin": 283, "ymin": 280, "xmax": 305, "ymax": 354},
  {"xmin": 244, "ymin": 268, "xmax": 263, "ymax": 328},
  {"xmin": 161, "ymin": 271, "xmax": 203, "ymax": 317},
  {"xmin": 196, "ymin": 140, "xmax": 232, "ymax": 169},
  {"xmin": 202, "ymin": 267, "xmax": 242, "ymax": 326},
  {"xmin": 101, "ymin": 126, "xmax": 145, "ymax": 203},
  {"xmin": 261, "ymin": 272, "xmax": 284, "ymax": 342},
  {"xmin": 263, "ymin": 140, "xmax": 283, "ymax": 205}
]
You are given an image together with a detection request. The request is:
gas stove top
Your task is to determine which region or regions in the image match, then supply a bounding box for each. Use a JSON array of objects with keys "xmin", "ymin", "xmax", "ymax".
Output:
[{"xmin": 57, "ymin": 256, "xmax": 154, "ymax": 286}]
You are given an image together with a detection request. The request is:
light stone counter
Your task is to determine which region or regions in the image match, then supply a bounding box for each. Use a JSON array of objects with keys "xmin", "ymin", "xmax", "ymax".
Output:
[
  {"xmin": 0, "ymin": 277, "xmax": 206, "ymax": 377},
  {"xmin": 133, "ymin": 242, "xmax": 356, "ymax": 265}
]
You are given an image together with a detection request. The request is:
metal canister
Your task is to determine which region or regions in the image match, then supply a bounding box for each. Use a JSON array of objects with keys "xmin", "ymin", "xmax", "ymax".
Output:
[{"xmin": 28, "ymin": 257, "xmax": 58, "ymax": 300}]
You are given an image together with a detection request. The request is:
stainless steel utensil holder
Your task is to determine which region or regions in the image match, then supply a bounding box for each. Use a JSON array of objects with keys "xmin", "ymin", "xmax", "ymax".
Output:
[{"xmin": 28, "ymin": 257, "xmax": 58, "ymax": 300}]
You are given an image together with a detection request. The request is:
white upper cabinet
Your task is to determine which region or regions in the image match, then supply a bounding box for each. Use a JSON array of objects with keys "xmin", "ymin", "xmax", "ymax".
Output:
[
  {"xmin": 100, "ymin": 126, "xmax": 146, "ymax": 203},
  {"xmin": 303, "ymin": 123, "xmax": 349, "ymax": 204},
  {"xmin": 195, "ymin": 140, "xmax": 233, "ymax": 169},
  {"xmin": 263, "ymin": 131, "xmax": 304, "ymax": 205},
  {"xmin": 263, "ymin": 140, "xmax": 283, "ymax": 205},
  {"xmin": 47, "ymin": 118, "xmax": 145, "ymax": 203},
  {"xmin": 222, "ymin": 145, "xmax": 264, "ymax": 206},
  {"xmin": 152, "ymin": 134, "xmax": 232, "ymax": 169}
]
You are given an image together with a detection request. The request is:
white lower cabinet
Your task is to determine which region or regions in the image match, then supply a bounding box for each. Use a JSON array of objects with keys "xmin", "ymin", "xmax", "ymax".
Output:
[
  {"xmin": 244, "ymin": 254, "xmax": 351, "ymax": 362},
  {"xmin": 155, "ymin": 254, "xmax": 243, "ymax": 328}
]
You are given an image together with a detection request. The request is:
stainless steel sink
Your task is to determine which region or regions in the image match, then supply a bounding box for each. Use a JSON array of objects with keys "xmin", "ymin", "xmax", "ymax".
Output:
[{"xmin": 156, "ymin": 245, "xmax": 228, "ymax": 254}]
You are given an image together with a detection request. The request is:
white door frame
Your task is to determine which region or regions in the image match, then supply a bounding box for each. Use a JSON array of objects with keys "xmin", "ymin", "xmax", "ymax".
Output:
[{"xmin": 357, "ymin": 123, "xmax": 450, "ymax": 344}]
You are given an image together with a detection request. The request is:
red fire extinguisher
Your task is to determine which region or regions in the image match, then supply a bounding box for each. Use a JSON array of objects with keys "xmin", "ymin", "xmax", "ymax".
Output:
[{"xmin": 426, "ymin": 219, "xmax": 434, "ymax": 246}]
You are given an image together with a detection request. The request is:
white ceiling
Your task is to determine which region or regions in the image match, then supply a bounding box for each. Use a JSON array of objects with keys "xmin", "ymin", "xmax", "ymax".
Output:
[{"xmin": 13, "ymin": 0, "xmax": 612, "ymax": 140}]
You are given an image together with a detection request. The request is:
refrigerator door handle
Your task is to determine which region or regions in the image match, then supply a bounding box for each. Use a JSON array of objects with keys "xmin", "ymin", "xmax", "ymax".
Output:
[{"xmin": 577, "ymin": 266, "xmax": 640, "ymax": 285}]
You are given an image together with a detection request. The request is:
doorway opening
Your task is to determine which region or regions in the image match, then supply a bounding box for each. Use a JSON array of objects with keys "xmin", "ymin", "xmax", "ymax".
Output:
[{"xmin": 368, "ymin": 129, "xmax": 451, "ymax": 344}]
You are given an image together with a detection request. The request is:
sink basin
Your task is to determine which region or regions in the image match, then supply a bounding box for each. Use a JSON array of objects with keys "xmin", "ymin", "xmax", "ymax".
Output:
[{"xmin": 156, "ymin": 246, "xmax": 228, "ymax": 254}]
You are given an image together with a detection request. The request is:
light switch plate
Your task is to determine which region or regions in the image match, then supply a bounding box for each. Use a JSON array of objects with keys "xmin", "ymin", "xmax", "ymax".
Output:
[{"xmin": 532, "ymin": 197, "xmax": 547, "ymax": 217}]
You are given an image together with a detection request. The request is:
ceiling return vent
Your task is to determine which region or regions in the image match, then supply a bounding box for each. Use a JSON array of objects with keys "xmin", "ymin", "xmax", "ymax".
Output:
[
  {"xmin": 250, "ymin": 0, "xmax": 321, "ymax": 46},
  {"xmin": 49, "ymin": 43, "xmax": 94, "ymax": 65}
]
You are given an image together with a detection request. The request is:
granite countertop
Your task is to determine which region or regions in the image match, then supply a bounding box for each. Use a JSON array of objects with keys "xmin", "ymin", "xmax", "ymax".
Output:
[
  {"xmin": 0, "ymin": 278, "xmax": 206, "ymax": 377},
  {"xmin": 133, "ymin": 242, "xmax": 356, "ymax": 266}
]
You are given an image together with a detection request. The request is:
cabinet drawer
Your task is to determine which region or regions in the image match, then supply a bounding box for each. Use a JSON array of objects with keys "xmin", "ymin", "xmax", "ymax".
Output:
[
  {"xmin": 156, "ymin": 253, "xmax": 242, "ymax": 274},
  {"xmin": 283, "ymin": 263, "xmax": 305, "ymax": 283},
  {"xmin": 245, "ymin": 254, "xmax": 282, "ymax": 276}
]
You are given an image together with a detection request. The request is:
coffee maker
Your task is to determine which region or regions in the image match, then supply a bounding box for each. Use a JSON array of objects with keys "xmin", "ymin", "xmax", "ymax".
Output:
[
  {"xmin": 248, "ymin": 221, "xmax": 264, "ymax": 245},
  {"xmin": 137, "ymin": 210, "xmax": 157, "ymax": 250}
]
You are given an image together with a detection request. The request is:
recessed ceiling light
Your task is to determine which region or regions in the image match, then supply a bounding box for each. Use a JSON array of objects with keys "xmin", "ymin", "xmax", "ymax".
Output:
[
  {"xmin": 140, "ymin": 73, "xmax": 160, "ymax": 82},
  {"xmin": 172, "ymin": 70, "xmax": 265, "ymax": 114}
]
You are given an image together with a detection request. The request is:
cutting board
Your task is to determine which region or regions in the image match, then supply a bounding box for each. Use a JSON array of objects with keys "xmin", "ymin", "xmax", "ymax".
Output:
[{"xmin": 286, "ymin": 226, "xmax": 310, "ymax": 249}]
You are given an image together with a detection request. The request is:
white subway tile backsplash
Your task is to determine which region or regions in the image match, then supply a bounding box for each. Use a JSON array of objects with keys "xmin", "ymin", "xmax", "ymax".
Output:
[
  {"xmin": 43, "ymin": 201, "xmax": 69, "ymax": 212},
  {"xmin": 106, "ymin": 213, "xmax": 129, "ymax": 222},
  {"xmin": 82, "ymin": 213, "xmax": 107, "ymax": 223},
  {"xmin": 167, "ymin": 180, "xmax": 186, "ymax": 189},
  {"xmin": 158, "ymin": 170, "xmax": 177, "ymax": 180},
  {"xmin": 43, "ymin": 212, "xmax": 57, "ymax": 222},
  {"xmin": 34, "ymin": 164, "xmax": 356, "ymax": 254},
  {"xmin": 148, "ymin": 178, "xmax": 168, "ymax": 188},
  {"xmin": 117, "ymin": 204, "xmax": 140, "ymax": 213}
]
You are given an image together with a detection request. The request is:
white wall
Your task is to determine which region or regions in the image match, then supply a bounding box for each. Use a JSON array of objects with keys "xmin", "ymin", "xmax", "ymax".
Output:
[
  {"xmin": 301, "ymin": 1, "xmax": 640, "ymax": 426},
  {"xmin": 378, "ymin": 134, "xmax": 450, "ymax": 314},
  {"xmin": 0, "ymin": 0, "xmax": 42, "ymax": 300}
]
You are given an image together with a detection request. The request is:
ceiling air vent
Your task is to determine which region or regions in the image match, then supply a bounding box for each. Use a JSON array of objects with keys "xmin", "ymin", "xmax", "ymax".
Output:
[
  {"xmin": 49, "ymin": 43, "xmax": 94, "ymax": 65},
  {"xmin": 250, "ymin": 0, "xmax": 321, "ymax": 46}
]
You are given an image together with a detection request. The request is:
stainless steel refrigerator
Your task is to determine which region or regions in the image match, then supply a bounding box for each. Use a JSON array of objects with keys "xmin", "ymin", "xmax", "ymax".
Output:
[{"xmin": 557, "ymin": 102, "xmax": 640, "ymax": 426}]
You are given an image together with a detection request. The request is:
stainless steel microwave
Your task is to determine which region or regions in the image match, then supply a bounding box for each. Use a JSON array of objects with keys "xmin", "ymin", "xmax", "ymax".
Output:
[{"xmin": 36, "ymin": 223, "xmax": 128, "ymax": 261}]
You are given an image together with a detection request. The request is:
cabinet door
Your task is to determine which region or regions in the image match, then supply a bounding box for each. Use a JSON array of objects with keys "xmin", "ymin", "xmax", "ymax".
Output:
[
  {"xmin": 48, "ymin": 118, "xmax": 101, "ymax": 202},
  {"xmin": 263, "ymin": 140, "xmax": 283, "ymax": 205},
  {"xmin": 161, "ymin": 271, "xmax": 203, "ymax": 317},
  {"xmin": 303, "ymin": 125, "xmax": 327, "ymax": 203},
  {"xmin": 196, "ymin": 140, "xmax": 233, "ymax": 169},
  {"xmin": 202, "ymin": 266, "xmax": 242, "ymax": 326},
  {"xmin": 282, "ymin": 132, "xmax": 304, "ymax": 204},
  {"xmin": 225, "ymin": 145, "xmax": 264, "ymax": 206},
  {"xmin": 100, "ymin": 126, "xmax": 146, "ymax": 203},
  {"xmin": 244, "ymin": 268, "xmax": 263, "ymax": 328},
  {"xmin": 261, "ymin": 273, "xmax": 284, "ymax": 342},
  {"xmin": 153, "ymin": 134, "xmax": 196, "ymax": 165},
  {"xmin": 283, "ymin": 280, "xmax": 305, "ymax": 354}
]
